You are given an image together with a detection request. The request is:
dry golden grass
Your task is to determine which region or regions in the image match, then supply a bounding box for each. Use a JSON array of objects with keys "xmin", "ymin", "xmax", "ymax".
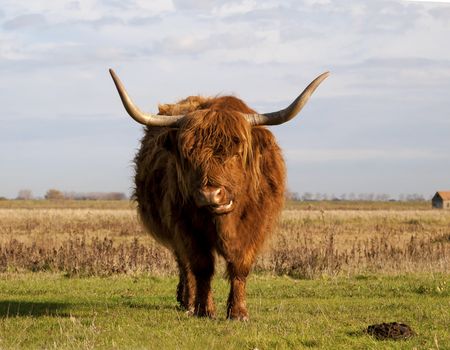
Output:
[
  {"xmin": 0, "ymin": 199, "xmax": 134, "ymax": 210},
  {"xmin": 0, "ymin": 201, "xmax": 448, "ymax": 277},
  {"xmin": 260, "ymin": 209, "xmax": 450, "ymax": 278}
]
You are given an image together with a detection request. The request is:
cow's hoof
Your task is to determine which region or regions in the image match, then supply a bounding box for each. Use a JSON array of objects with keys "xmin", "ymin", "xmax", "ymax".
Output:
[
  {"xmin": 193, "ymin": 305, "xmax": 216, "ymax": 319},
  {"xmin": 185, "ymin": 308, "xmax": 194, "ymax": 317},
  {"xmin": 227, "ymin": 307, "xmax": 249, "ymax": 321},
  {"xmin": 195, "ymin": 311, "xmax": 216, "ymax": 319},
  {"xmin": 183, "ymin": 306, "xmax": 195, "ymax": 315},
  {"xmin": 177, "ymin": 301, "xmax": 194, "ymax": 312},
  {"xmin": 228, "ymin": 314, "xmax": 249, "ymax": 321}
]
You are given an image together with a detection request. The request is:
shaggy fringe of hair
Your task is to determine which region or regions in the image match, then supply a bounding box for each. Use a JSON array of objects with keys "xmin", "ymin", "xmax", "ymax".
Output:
[
  {"xmin": 158, "ymin": 96, "xmax": 263, "ymax": 201},
  {"xmin": 158, "ymin": 96, "xmax": 210, "ymax": 116}
]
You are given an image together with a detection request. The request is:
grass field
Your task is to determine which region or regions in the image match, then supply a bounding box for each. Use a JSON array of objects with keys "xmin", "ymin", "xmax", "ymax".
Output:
[
  {"xmin": 0, "ymin": 200, "xmax": 448, "ymax": 349},
  {"xmin": 0, "ymin": 273, "xmax": 448, "ymax": 349}
]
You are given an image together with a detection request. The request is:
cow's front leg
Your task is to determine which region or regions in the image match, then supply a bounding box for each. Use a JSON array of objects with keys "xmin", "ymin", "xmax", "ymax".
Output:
[{"xmin": 226, "ymin": 262, "xmax": 249, "ymax": 321}]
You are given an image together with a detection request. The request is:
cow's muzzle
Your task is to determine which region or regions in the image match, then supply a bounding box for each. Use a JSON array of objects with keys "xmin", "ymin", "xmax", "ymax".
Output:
[{"xmin": 194, "ymin": 186, "xmax": 234, "ymax": 214}]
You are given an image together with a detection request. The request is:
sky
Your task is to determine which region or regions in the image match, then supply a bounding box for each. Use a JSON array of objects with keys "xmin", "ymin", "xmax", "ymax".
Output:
[{"xmin": 1, "ymin": 0, "xmax": 449, "ymax": 199}]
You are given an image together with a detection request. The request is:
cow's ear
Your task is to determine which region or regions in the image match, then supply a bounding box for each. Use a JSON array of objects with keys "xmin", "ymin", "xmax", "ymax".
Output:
[{"xmin": 163, "ymin": 129, "xmax": 179, "ymax": 153}]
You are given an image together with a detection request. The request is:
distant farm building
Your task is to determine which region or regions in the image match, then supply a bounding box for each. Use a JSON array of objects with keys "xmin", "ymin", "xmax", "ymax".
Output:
[{"xmin": 432, "ymin": 191, "xmax": 450, "ymax": 209}]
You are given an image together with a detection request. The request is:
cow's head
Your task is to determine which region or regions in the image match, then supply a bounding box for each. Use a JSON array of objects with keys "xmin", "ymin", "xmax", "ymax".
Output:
[
  {"xmin": 109, "ymin": 69, "xmax": 329, "ymax": 214},
  {"xmin": 165, "ymin": 96, "xmax": 256, "ymax": 214}
]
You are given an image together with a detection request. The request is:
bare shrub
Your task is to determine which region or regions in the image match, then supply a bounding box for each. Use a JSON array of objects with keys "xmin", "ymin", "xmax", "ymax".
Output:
[
  {"xmin": 45, "ymin": 189, "xmax": 65, "ymax": 200},
  {"xmin": 0, "ymin": 237, "xmax": 175, "ymax": 276},
  {"xmin": 16, "ymin": 189, "xmax": 33, "ymax": 200},
  {"xmin": 256, "ymin": 234, "xmax": 342, "ymax": 279}
]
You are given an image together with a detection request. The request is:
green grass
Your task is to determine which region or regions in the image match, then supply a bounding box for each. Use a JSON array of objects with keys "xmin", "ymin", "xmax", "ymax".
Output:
[{"xmin": 0, "ymin": 274, "xmax": 448, "ymax": 349}]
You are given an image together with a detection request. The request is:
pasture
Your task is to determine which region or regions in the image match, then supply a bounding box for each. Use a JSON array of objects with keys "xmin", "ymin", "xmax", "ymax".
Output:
[{"xmin": 0, "ymin": 200, "xmax": 448, "ymax": 349}]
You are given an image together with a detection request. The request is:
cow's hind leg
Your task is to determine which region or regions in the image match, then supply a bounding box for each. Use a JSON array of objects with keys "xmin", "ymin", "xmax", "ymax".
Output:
[
  {"xmin": 175, "ymin": 255, "xmax": 184, "ymax": 305},
  {"xmin": 189, "ymin": 251, "xmax": 216, "ymax": 318},
  {"xmin": 226, "ymin": 261, "xmax": 250, "ymax": 321},
  {"xmin": 175, "ymin": 254, "xmax": 195, "ymax": 312}
]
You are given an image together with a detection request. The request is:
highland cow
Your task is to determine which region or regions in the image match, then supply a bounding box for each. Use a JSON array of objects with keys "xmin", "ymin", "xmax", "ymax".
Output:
[{"xmin": 109, "ymin": 69, "xmax": 329, "ymax": 320}]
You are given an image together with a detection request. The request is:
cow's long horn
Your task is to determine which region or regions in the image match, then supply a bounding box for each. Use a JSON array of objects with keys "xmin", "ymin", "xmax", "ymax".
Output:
[
  {"xmin": 244, "ymin": 71, "xmax": 330, "ymax": 126},
  {"xmin": 109, "ymin": 69, "xmax": 185, "ymax": 126}
]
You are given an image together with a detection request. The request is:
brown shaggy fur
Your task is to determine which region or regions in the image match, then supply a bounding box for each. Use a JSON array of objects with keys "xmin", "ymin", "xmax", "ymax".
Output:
[{"xmin": 134, "ymin": 95, "xmax": 285, "ymax": 320}]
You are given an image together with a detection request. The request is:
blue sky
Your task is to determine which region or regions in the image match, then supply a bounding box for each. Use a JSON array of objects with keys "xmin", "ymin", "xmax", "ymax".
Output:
[{"xmin": 1, "ymin": 0, "xmax": 449, "ymax": 199}]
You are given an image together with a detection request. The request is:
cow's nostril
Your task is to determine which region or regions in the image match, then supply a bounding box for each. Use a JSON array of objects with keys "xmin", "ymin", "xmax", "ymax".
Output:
[
  {"xmin": 212, "ymin": 188, "xmax": 221, "ymax": 199},
  {"xmin": 198, "ymin": 186, "xmax": 224, "ymax": 206}
]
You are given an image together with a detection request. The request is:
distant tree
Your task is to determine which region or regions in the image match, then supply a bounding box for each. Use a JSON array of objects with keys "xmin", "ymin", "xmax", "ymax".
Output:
[
  {"xmin": 45, "ymin": 189, "xmax": 65, "ymax": 200},
  {"xmin": 301, "ymin": 192, "xmax": 313, "ymax": 201},
  {"xmin": 17, "ymin": 189, "xmax": 33, "ymax": 200},
  {"xmin": 62, "ymin": 191, "xmax": 127, "ymax": 200},
  {"xmin": 285, "ymin": 189, "xmax": 299, "ymax": 201},
  {"xmin": 103, "ymin": 192, "xmax": 127, "ymax": 200},
  {"xmin": 63, "ymin": 191, "xmax": 76, "ymax": 200},
  {"xmin": 406, "ymin": 193, "xmax": 425, "ymax": 201},
  {"xmin": 378, "ymin": 193, "xmax": 390, "ymax": 201}
]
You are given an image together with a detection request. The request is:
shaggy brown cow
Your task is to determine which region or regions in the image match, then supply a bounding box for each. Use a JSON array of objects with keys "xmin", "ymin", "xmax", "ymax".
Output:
[{"xmin": 109, "ymin": 69, "xmax": 329, "ymax": 320}]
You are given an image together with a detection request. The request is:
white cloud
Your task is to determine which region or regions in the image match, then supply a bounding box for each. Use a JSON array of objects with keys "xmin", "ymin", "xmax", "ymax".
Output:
[
  {"xmin": 2, "ymin": 13, "xmax": 47, "ymax": 30},
  {"xmin": 212, "ymin": 0, "xmax": 279, "ymax": 17},
  {"xmin": 405, "ymin": 0, "xmax": 450, "ymax": 2},
  {"xmin": 1, "ymin": 0, "xmax": 174, "ymax": 24}
]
